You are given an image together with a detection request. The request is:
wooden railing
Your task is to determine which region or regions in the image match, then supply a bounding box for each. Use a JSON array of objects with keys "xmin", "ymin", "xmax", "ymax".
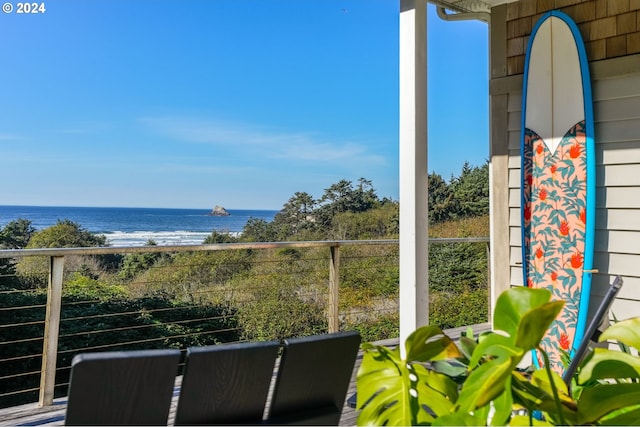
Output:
[{"xmin": 0, "ymin": 237, "xmax": 489, "ymax": 408}]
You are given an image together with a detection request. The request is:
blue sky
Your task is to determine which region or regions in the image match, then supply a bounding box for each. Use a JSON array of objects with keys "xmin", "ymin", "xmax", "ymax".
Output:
[{"xmin": 1, "ymin": 0, "xmax": 488, "ymax": 210}]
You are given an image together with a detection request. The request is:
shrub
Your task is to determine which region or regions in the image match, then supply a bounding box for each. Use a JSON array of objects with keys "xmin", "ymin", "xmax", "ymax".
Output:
[
  {"xmin": 127, "ymin": 250, "xmax": 252, "ymax": 302},
  {"xmin": 236, "ymin": 284, "xmax": 327, "ymax": 341},
  {"xmin": 346, "ymin": 313, "xmax": 399, "ymax": 342},
  {"xmin": 430, "ymin": 288, "xmax": 488, "ymax": 330},
  {"xmin": 64, "ymin": 272, "xmax": 128, "ymax": 300}
]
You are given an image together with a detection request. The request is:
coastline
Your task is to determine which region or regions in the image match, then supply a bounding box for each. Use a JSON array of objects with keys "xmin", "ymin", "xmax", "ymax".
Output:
[{"xmin": 0, "ymin": 206, "xmax": 278, "ymax": 247}]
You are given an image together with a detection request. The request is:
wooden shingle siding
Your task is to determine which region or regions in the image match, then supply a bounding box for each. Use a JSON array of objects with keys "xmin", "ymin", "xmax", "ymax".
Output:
[{"xmin": 505, "ymin": 0, "xmax": 640, "ymax": 74}]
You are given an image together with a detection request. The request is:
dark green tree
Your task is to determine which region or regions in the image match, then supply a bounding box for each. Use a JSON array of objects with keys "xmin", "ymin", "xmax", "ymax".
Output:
[
  {"xmin": 315, "ymin": 178, "xmax": 380, "ymax": 227},
  {"xmin": 0, "ymin": 219, "xmax": 36, "ymax": 249},
  {"xmin": 449, "ymin": 161, "xmax": 490, "ymax": 218},
  {"xmin": 272, "ymin": 192, "xmax": 317, "ymax": 237},
  {"xmin": 0, "ymin": 219, "xmax": 37, "ymax": 286},
  {"xmin": 428, "ymin": 173, "xmax": 454, "ymax": 223},
  {"xmin": 25, "ymin": 219, "xmax": 106, "ymax": 249},
  {"xmin": 240, "ymin": 218, "xmax": 279, "ymax": 242},
  {"xmin": 16, "ymin": 220, "xmax": 108, "ymax": 287}
]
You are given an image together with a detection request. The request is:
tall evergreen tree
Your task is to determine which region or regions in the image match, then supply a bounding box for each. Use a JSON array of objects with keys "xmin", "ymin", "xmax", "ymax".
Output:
[
  {"xmin": 272, "ymin": 191, "xmax": 317, "ymax": 236},
  {"xmin": 449, "ymin": 161, "xmax": 489, "ymax": 218}
]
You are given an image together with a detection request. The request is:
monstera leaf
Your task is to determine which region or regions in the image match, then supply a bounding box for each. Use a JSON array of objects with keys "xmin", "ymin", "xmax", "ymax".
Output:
[
  {"xmin": 578, "ymin": 318, "xmax": 640, "ymax": 380},
  {"xmin": 493, "ymin": 287, "xmax": 564, "ymax": 350},
  {"xmin": 493, "ymin": 287, "xmax": 552, "ymax": 337},
  {"xmin": 405, "ymin": 325, "xmax": 461, "ymax": 361},
  {"xmin": 356, "ymin": 327, "xmax": 459, "ymax": 426},
  {"xmin": 599, "ymin": 317, "xmax": 640, "ymax": 349},
  {"xmin": 578, "ymin": 348, "xmax": 640, "ymax": 382},
  {"xmin": 577, "ymin": 383, "xmax": 640, "ymax": 425},
  {"xmin": 456, "ymin": 333, "xmax": 521, "ymax": 412},
  {"xmin": 574, "ymin": 317, "xmax": 640, "ymax": 424}
]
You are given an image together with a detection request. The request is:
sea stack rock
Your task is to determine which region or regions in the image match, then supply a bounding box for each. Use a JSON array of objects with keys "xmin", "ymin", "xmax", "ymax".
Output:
[{"xmin": 209, "ymin": 205, "xmax": 230, "ymax": 216}]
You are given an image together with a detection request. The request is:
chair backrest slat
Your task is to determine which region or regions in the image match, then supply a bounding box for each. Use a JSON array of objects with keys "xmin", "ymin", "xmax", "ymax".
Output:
[
  {"xmin": 174, "ymin": 340, "xmax": 280, "ymax": 425},
  {"xmin": 65, "ymin": 349, "xmax": 181, "ymax": 426},
  {"xmin": 267, "ymin": 331, "xmax": 361, "ymax": 425}
]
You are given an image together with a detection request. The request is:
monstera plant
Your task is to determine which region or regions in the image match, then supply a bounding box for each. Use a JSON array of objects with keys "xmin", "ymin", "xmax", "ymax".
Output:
[{"xmin": 356, "ymin": 286, "xmax": 640, "ymax": 426}]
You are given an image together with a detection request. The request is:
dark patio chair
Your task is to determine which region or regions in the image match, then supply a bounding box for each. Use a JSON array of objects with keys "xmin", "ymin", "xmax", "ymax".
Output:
[
  {"xmin": 64, "ymin": 348, "xmax": 181, "ymax": 426},
  {"xmin": 563, "ymin": 275, "xmax": 624, "ymax": 387},
  {"xmin": 174, "ymin": 340, "xmax": 280, "ymax": 425},
  {"xmin": 266, "ymin": 331, "xmax": 361, "ymax": 425}
]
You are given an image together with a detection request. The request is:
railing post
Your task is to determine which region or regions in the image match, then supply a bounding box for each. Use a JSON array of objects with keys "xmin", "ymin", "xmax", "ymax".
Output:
[
  {"xmin": 39, "ymin": 256, "xmax": 64, "ymax": 406},
  {"xmin": 328, "ymin": 245, "xmax": 340, "ymax": 333}
]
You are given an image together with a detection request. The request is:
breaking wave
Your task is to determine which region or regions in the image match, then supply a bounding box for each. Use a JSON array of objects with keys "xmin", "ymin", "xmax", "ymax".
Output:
[{"xmin": 103, "ymin": 230, "xmax": 239, "ymax": 247}]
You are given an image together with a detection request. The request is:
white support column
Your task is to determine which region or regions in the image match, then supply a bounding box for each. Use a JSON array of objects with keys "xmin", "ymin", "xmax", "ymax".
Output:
[{"xmin": 399, "ymin": 0, "xmax": 429, "ymax": 354}]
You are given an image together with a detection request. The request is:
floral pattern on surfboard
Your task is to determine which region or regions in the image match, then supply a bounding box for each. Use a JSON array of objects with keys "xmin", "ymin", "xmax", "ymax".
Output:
[{"xmin": 522, "ymin": 119, "xmax": 587, "ymax": 373}]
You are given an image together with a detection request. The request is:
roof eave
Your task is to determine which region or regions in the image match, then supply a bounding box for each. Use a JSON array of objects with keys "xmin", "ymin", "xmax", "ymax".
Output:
[{"xmin": 428, "ymin": 0, "xmax": 517, "ymax": 14}]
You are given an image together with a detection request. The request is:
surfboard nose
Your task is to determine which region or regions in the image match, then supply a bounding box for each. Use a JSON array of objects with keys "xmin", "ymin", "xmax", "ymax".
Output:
[{"xmin": 524, "ymin": 15, "xmax": 585, "ymax": 155}]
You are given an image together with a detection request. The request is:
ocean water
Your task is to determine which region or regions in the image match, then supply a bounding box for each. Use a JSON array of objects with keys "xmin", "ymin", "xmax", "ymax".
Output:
[{"xmin": 0, "ymin": 206, "xmax": 278, "ymax": 247}]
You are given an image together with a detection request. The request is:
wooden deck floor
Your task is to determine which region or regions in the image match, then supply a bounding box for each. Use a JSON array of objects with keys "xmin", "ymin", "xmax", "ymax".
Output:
[{"xmin": 0, "ymin": 324, "xmax": 490, "ymax": 426}]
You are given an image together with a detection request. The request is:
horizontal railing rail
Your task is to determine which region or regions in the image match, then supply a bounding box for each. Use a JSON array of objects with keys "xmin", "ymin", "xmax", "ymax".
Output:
[
  {"xmin": 0, "ymin": 237, "xmax": 491, "ymax": 259},
  {"xmin": 0, "ymin": 237, "xmax": 489, "ymax": 409},
  {"xmin": 0, "ymin": 240, "xmax": 396, "ymax": 258}
]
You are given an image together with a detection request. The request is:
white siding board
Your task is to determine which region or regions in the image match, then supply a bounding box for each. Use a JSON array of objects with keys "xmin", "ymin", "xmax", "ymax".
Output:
[
  {"xmin": 596, "ymin": 119, "xmax": 640, "ymax": 143},
  {"xmin": 598, "ymin": 164, "xmax": 640, "ymax": 186},
  {"xmin": 593, "ymin": 74, "xmax": 640, "ymax": 101},
  {"xmin": 508, "ymin": 130, "xmax": 520, "ymax": 150},
  {"xmin": 509, "ymin": 208, "xmax": 520, "ymax": 226},
  {"xmin": 598, "ymin": 187, "xmax": 640, "ymax": 208},
  {"xmin": 508, "ymin": 154, "xmax": 521, "ymax": 169},
  {"xmin": 508, "ymin": 169, "xmax": 522, "ymax": 191},
  {"xmin": 507, "ymin": 93, "xmax": 522, "ymax": 112},
  {"xmin": 511, "ymin": 266, "xmax": 523, "ymax": 286},
  {"xmin": 595, "ymin": 96, "xmax": 640, "ymax": 122},
  {"xmin": 591, "ymin": 274, "xmax": 640, "ymax": 300},
  {"xmin": 594, "ymin": 230, "xmax": 640, "ymax": 254},
  {"xmin": 507, "ymin": 111, "xmax": 520, "ymax": 132},
  {"xmin": 509, "ymin": 188, "xmax": 521, "ymax": 207},
  {"xmin": 599, "ymin": 141, "xmax": 640, "ymax": 165},
  {"xmin": 508, "ymin": 151, "xmax": 521, "ymax": 170},
  {"xmin": 607, "ymin": 298, "xmax": 640, "ymax": 321},
  {"xmin": 596, "ymin": 208, "xmax": 640, "ymax": 231},
  {"xmin": 510, "ymin": 246, "xmax": 522, "ymax": 264},
  {"xmin": 508, "ymin": 169, "xmax": 521, "ymax": 187},
  {"xmin": 589, "ymin": 297, "xmax": 640, "ymax": 322},
  {"xmin": 510, "ymin": 226, "xmax": 522, "ymax": 246},
  {"xmin": 594, "ymin": 252, "xmax": 640, "ymax": 276}
]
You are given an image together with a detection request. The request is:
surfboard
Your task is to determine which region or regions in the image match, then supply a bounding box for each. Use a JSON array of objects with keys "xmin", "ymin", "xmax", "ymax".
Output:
[{"xmin": 521, "ymin": 10, "xmax": 595, "ymax": 374}]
